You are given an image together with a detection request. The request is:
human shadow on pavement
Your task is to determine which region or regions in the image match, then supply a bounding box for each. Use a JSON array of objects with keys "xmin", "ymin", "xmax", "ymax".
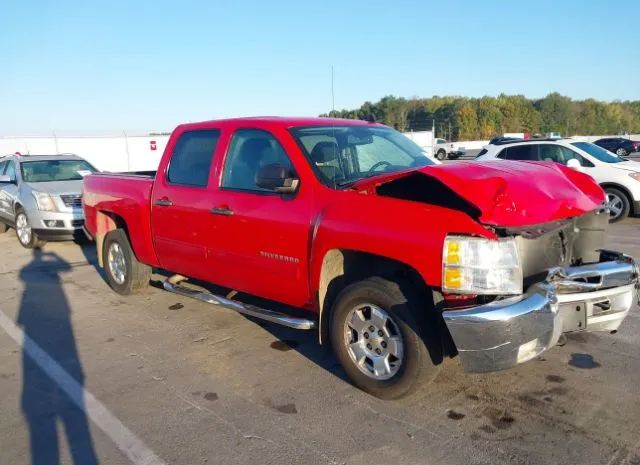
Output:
[{"xmin": 18, "ymin": 249, "xmax": 99, "ymax": 465}]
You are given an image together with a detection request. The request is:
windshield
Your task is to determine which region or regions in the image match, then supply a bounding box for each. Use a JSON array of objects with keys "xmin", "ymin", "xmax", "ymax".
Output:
[
  {"xmin": 290, "ymin": 125, "xmax": 435, "ymax": 188},
  {"xmin": 571, "ymin": 142, "xmax": 625, "ymax": 163},
  {"xmin": 21, "ymin": 160, "xmax": 97, "ymax": 182}
]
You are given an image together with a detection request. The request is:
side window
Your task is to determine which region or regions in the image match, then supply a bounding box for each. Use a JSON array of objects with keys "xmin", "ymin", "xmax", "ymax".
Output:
[
  {"xmin": 505, "ymin": 145, "xmax": 537, "ymax": 161},
  {"xmin": 559, "ymin": 147, "xmax": 595, "ymax": 167},
  {"xmin": 475, "ymin": 148, "xmax": 488, "ymax": 158},
  {"xmin": 167, "ymin": 130, "xmax": 220, "ymax": 187},
  {"xmin": 4, "ymin": 161, "xmax": 17, "ymax": 182},
  {"xmin": 221, "ymin": 129, "xmax": 294, "ymax": 192},
  {"xmin": 0, "ymin": 161, "xmax": 7, "ymax": 175},
  {"xmin": 495, "ymin": 149, "xmax": 507, "ymax": 159},
  {"xmin": 539, "ymin": 145, "xmax": 565, "ymax": 163}
]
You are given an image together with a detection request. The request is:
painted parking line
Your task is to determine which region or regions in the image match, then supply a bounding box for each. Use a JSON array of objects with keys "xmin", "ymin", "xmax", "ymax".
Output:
[{"xmin": 0, "ymin": 309, "xmax": 167, "ymax": 465}]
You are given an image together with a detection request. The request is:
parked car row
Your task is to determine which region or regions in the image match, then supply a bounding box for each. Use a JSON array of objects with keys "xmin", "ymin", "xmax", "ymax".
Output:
[{"xmin": 475, "ymin": 138, "xmax": 640, "ymax": 222}]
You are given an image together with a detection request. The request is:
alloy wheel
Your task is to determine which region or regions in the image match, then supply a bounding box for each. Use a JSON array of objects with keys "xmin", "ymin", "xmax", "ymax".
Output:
[
  {"xmin": 343, "ymin": 304, "xmax": 404, "ymax": 380},
  {"xmin": 16, "ymin": 213, "xmax": 31, "ymax": 246},
  {"xmin": 606, "ymin": 192, "xmax": 625, "ymax": 220},
  {"xmin": 107, "ymin": 242, "xmax": 127, "ymax": 285},
  {"xmin": 616, "ymin": 148, "xmax": 628, "ymax": 156}
]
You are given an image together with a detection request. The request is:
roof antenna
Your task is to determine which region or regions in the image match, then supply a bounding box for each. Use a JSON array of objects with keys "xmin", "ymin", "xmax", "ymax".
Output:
[{"xmin": 331, "ymin": 65, "xmax": 335, "ymax": 114}]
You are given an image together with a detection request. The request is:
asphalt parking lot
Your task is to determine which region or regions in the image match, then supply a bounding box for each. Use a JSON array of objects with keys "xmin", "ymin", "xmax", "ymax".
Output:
[{"xmin": 0, "ymin": 218, "xmax": 639, "ymax": 465}]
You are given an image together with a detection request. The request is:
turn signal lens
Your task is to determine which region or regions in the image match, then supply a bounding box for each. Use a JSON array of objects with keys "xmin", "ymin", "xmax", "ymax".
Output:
[
  {"xmin": 629, "ymin": 173, "xmax": 640, "ymax": 182},
  {"xmin": 444, "ymin": 268, "xmax": 462, "ymax": 289}
]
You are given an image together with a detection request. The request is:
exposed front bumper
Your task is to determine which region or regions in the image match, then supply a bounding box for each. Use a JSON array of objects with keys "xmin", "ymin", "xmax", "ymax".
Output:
[
  {"xmin": 443, "ymin": 253, "xmax": 639, "ymax": 373},
  {"xmin": 29, "ymin": 208, "xmax": 84, "ymax": 241}
]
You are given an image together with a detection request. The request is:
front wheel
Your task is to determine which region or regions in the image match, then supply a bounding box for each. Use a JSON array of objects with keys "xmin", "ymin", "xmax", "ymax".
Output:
[
  {"xmin": 103, "ymin": 229, "xmax": 151, "ymax": 295},
  {"xmin": 436, "ymin": 149, "xmax": 447, "ymax": 161},
  {"xmin": 329, "ymin": 277, "xmax": 441, "ymax": 399},
  {"xmin": 605, "ymin": 187, "xmax": 630, "ymax": 223},
  {"xmin": 15, "ymin": 209, "xmax": 46, "ymax": 249}
]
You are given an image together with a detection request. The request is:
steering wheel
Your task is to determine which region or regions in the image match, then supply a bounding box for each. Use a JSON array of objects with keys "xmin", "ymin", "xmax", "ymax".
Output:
[{"xmin": 368, "ymin": 161, "xmax": 392, "ymax": 173}]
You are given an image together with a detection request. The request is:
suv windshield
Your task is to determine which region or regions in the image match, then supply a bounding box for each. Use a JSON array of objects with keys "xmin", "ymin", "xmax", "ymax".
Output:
[
  {"xmin": 290, "ymin": 125, "xmax": 434, "ymax": 188},
  {"xmin": 571, "ymin": 142, "xmax": 625, "ymax": 163},
  {"xmin": 21, "ymin": 160, "xmax": 97, "ymax": 182}
]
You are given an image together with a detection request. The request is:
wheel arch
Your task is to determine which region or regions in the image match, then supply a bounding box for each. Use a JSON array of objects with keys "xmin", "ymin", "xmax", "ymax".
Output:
[
  {"xmin": 600, "ymin": 183, "xmax": 633, "ymax": 205},
  {"xmin": 95, "ymin": 210, "xmax": 130, "ymax": 268},
  {"xmin": 316, "ymin": 248, "xmax": 430, "ymax": 345}
]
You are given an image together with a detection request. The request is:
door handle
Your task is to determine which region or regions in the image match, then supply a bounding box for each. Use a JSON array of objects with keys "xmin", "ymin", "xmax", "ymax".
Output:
[
  {"xmin": 155, "ymin": 198, "xmax": 173, "ymax": 207},
  {"xmin": 210, "ymin": 206, "xmax": 234, "ymax": 216}
]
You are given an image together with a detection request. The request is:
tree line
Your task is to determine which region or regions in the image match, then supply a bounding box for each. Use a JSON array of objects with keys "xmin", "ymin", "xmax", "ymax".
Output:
[{"xmin": 321, "ymin": 93, "xmax": 640, "ymax": 141}]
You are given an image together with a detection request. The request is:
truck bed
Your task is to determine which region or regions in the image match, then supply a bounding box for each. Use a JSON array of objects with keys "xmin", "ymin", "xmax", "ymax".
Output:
[{"xmin": 83, "ymin": 171, "xmax": 159, "ymax": 267}]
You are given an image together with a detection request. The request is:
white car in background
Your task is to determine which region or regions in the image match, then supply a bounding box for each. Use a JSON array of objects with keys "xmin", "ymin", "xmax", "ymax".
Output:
[
  {"xmin": 434, "ymin": 138, "xmax": 466, "ymax": 160},
  {"xmin": 475, "ymin": 138, "xmax": 640, "ymax": 222}
]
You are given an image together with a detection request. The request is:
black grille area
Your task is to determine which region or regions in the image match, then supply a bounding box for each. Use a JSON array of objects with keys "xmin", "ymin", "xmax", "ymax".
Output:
[
  {"xmin": 71, "ymin": 219, "xmax": 84, "ymax": 227},
  {"xmin": 60, "ymin": 194, "xmax": 82, "ymax": 208}
]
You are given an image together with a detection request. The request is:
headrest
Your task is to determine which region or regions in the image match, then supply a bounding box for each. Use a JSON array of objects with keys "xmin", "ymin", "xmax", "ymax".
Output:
[{"xmin": 310, "ymin": 141, "xmax": 339, "ymax": 163}]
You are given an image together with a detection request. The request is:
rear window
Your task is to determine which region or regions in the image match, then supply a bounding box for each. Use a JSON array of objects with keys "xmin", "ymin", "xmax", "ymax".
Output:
[{"xmin": 167, "ymin": 130, "xmax": 221, "ymax": 187}]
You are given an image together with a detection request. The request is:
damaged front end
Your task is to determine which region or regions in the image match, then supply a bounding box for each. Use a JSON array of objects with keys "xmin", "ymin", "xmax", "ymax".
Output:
[
  {"xmin": 369, "ymin": 161, "xmax": 639, "ymax": 373},
  {"xmin": 442, "ymin": 210, "xmax": 639, "ymax": 373}
]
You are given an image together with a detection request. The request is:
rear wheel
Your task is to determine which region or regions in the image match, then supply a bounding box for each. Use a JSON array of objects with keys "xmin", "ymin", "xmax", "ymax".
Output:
[
  {"xmin": 616, "ymin": 147, "xmax": 628, "ymax": 157},
  {"xmin": 103, "ymin": 229, "xmax": 151, "ymax": 295},
  {"xmin": 15, "ymin": 209, "xmax": 46, "ymax": 249},
  {"xmin": 0, "ymin": 222, "xmax": 8, "ymax": 234},
  {"xmin": 604, "ymin": 187, "xmax": 630, "ymax": 223},
  {"xmin": 330, "ymin": 277, "xmax": 441, "ymax": 399},
  {"xmin": 436, "ymin": 149, "xmax": 447, "ymax": 161}
]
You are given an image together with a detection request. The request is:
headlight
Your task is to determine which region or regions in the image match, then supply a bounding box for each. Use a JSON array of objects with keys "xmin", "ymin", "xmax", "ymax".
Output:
[
  {"xmin": 32, "ymin": 192, "xmax": 58, "ymax": 212},
  {"xmin": 629, "ymin": 173, "xmax": 640, "ymax": 182},
  {"xmin": 443, "ymin": 235, "xmax": 522, "ymax": 295}
]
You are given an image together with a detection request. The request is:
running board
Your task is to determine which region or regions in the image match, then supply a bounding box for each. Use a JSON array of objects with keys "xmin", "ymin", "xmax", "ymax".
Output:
[{"xmin": 162, "ymin": 275, "xmax": 316, "ymax": 330}]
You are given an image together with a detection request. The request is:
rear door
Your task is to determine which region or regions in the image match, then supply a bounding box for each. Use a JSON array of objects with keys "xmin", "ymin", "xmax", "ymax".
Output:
[
  {"xmin": 150, "ymin": 129, "xmax": 222, "ymax": 280},
  {"xmin": 206, "ymin": 127, "xmax": 314, "ymax": 307}
]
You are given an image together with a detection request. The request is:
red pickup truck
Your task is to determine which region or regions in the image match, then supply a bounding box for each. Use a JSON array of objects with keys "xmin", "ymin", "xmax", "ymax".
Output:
[{"xmin": 83, "ymin": 117, "xmax": 639, "ymax": 399}]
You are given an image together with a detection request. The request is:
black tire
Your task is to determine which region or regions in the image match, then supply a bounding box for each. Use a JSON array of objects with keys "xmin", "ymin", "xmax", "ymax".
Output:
[
  {"xmin": 329, "ymin": 277, "xmax": 441, "ymax": 400},
  {"xmin": 604, "ymin": 187, "xmax": 630, "ymax": 223},
  {"xmin": 436, "ymin": 149, "xmax": 447, "ymax": 161},
  {"xmin": 14, "ymin": 208, "xmax": 46, "ymax": 249},
  {"xmin": 615, "ymin": 147, "xmax": 628, "ymax": 157},
  {"xmin": 0, "ymin": 222, "xmax": 8, "ymax": 234},
  {"xmin": 103, "ymin": 229, "xmax": 151, "ymax": 295}
]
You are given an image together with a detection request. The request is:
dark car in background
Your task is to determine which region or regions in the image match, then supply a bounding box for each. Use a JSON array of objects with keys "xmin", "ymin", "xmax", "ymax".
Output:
[{"xmin": 594, "ymin": 137, "xmax": 640, "ymax": 157}]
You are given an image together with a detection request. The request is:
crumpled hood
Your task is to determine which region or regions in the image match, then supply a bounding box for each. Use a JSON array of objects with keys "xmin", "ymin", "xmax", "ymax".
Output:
[{"xmin": 359, "ymin": 161, "xmax": 606, "ymax": 227}]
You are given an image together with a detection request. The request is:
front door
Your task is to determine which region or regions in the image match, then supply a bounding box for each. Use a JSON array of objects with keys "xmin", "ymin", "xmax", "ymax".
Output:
[
  {"xmin": 208, "ymin": 128, "xmax": 314, "ymax": 308},
  {"xmin": 0, "ymin": 161, "xmax": 19, "ymax": 222},
  {"xmin": 150, "ymin": 129, "xmax": 222, "ymax": 280}
]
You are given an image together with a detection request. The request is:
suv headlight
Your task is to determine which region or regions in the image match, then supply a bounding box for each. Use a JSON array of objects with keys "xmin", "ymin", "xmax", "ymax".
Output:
[
  {"xmin": 443, "ymin": 235, "xmax": 522, "ymax": 295},
  {"xmin": 32, "ymin": 192, "xmax": 58, "ymax": 212}
]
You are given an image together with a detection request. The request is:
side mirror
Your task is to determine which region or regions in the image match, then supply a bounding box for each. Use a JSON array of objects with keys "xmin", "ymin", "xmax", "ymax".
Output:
[
  {"xmin": 566, "ymin": 158, "xmax": 584, "ymax": 172},
  {"xmin": 0, "ymin": 175, "xmax": 13, "ymax": 184},
  {"xmin": 256, "ymin": 163, "xmax": 299, "ymax": 194}
]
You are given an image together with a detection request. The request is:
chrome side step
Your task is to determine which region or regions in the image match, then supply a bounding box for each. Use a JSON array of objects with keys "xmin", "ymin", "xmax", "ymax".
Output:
[{"xmin": 163, "ymin": 275, "xmax": 316, "ymax": 330}]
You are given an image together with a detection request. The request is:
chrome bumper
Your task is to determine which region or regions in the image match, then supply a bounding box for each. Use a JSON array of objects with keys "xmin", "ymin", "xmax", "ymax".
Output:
[{"xmin": 443, "ymin": 253, "xmax": 639, "ymax": 373}]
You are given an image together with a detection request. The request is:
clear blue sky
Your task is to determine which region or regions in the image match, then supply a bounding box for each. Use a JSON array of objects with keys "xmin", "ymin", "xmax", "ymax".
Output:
[{"xmin": 1, "ymin": 0, "xmax": 639, "ymax": 135}]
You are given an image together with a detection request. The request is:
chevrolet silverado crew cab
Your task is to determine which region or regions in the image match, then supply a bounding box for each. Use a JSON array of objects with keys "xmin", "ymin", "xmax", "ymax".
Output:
[{"xmin": 83, "ymin": 117, "xmax": 640, "ymax": 399}]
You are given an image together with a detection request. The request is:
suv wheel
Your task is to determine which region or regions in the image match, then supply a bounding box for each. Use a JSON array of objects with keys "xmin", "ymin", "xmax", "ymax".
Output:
[
  {"xmin": 103, "ymin": 229, "xmax": 151, "ymax": 295},
  {"xmin": 0, "ymin": 222, "xmax": 8, "ymax": 234},
  {"xmin": 605, "ymin": 187, "xmax": 630, "ymax": 223},
  {"xmin": 330, "ymin": 277, "xmax": 441, "ymax": 399},
  {"xmin": 15, "ymin": 209, "xmax": 46, "ymax": 249},
  {"xmin": 436, "ymin": 149, "xmax": 447, "ymax": 161},
  {"xmin": 616, "ymin": 147, "xmax": 628, "ymax": 157}
]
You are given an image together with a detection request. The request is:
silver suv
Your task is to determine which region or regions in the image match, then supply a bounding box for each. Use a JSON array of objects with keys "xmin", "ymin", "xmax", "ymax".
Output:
[{"xmin": 0, "ymin": 154, "xmax": 97, "ymax": 248}]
